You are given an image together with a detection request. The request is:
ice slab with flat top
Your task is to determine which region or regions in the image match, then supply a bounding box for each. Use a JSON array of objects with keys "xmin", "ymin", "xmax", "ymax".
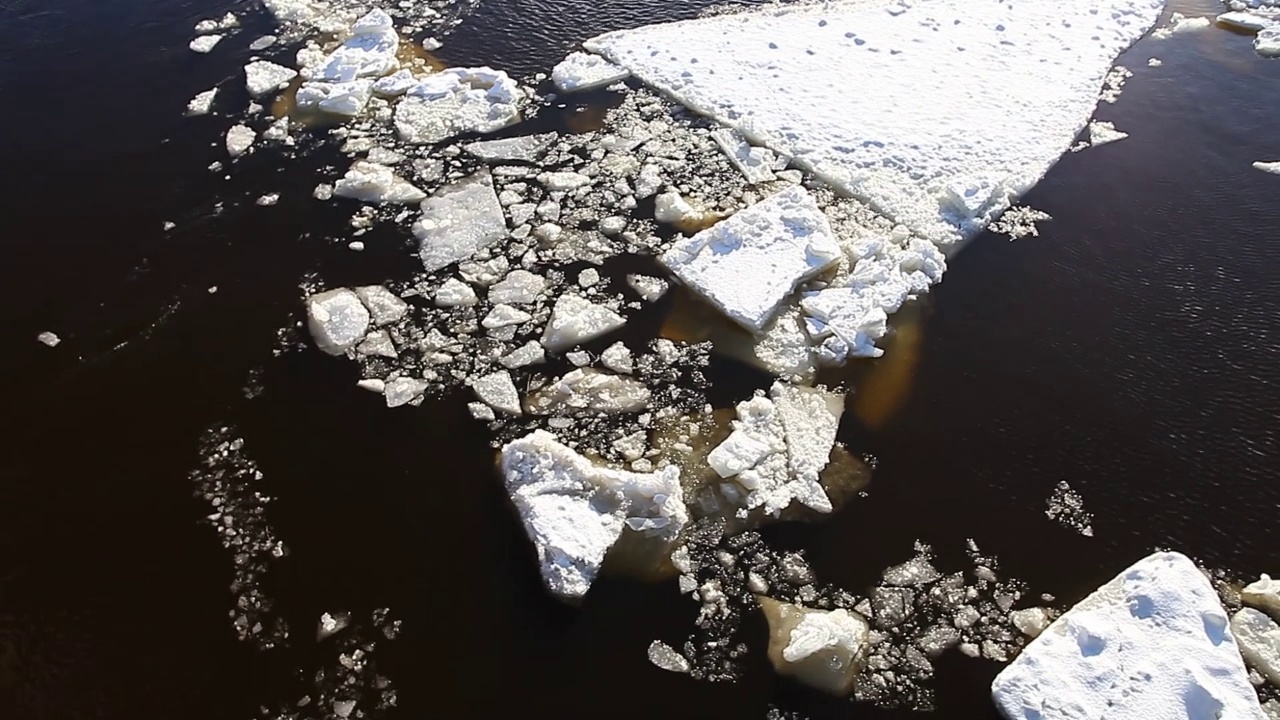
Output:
[
  {"xmin": 585, "ymin": 0, "xmax": 1165, "ymax": 245},
  {"xmin": 413, "ymin": 171, "xmax": 508, "ymax": 272}
]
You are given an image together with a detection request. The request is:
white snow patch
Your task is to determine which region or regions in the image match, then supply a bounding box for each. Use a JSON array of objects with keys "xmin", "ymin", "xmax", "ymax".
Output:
[
  {"xmin": 551, "ymin": 51, "xmax": 631, "ymax": 93},
  {"xmin": 992, "ymin": 551, "xmax": 1265, "ymax": 720},
  {"xmin": 585, "ymin": 0, "xmax": 1164, "ymax": 246},
  {"xmin": 661, "ymin": 185, "xmax": 840, "ymax": 334}
]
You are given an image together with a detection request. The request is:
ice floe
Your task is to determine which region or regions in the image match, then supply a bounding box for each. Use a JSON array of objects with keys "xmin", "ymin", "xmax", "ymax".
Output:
[
  {"xmin": 584, "ymin": 0, "xmax": 1164, "ymax": 245},
  {"xmin": 465, "ymin": 133, "xmax": 557, "ymax": 163},
  {"xmin": 1254, "ymin": 161, "xmax": 1280, "ymax": 175},
  {"xmin": 413, "ymin": 171, "xmax": 508, "ymax": 272},
  {"xmin": 470, "ymin": 370, "xmax": 522, "ymax": 416},
  {"xmin": 36, "ymin": 331, "xmax": 60, "ymax": 347},
  {"xmin": 992, "ymin": 552, "xmax": 1264, "ymax": 720},
  {"xmin": 540, "ymin": 294, "xmax": 626, "ymax": 352},
  {"xmin": 761, "ymin": 597, "xmax": 871, "ymax": 696},
  {"xmin": 1232, "ymin": 608, "xmax": 1280, "ymax": 686},
  {"xmin": 307, "ymin": 289, "xmax": 372, "ymax": 355},
  {"xmin": 551, "ymin": 51, "xmax": 630, "ymax": 93},
  {"xmin": 525, "ymin": 368, "xmax": 651, "ymax": 416},
  {"xmin": 244, "ymin": 60, "xmax": 298, "ymax": 98},
  {"xmin": 225, "ymin": 124, "xmax": 256, "ymax": 157},
  {"xmin": 296, "ymin": 79, "xmax": 376, "ymax": 117},
  {"xmin": 334, "ymin": 161, "xmax": 427, "ymax": 204},
  {"xmin": 309, "ymin": 10, "xmax": 400, "ymax": 83},
  {"xmin": 189, "ymin": 34, "xmax": 223, "ymax": 53},
  {"xmin": 500, "ymin": 430, "xmax": 687, "ymax": 601},
  {"xmin": 394, "ymin": 67, "xmax": 522, "ymax": 144},
  {"xmin": 661, "ymin": 186, "xmax": 840, "ymax": 334},
  {"xmin": 186, "ymin": 88, "xmax": 218, "ymax": 116}
]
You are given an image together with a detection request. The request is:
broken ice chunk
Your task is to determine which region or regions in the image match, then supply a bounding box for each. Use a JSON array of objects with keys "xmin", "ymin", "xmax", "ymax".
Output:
[
  {"xmin": 469, "ymin": 402, "xmax": 496, "ymax": 421},
  {"xmin": 249, "ymin": 35, "xmax": 277, "ymax": 51},
  {"xmin": 760, "ymin": 597, "xmax": 871, "ymax": 696},
  {"xmin": 711, "ymin": 128, "xmax": 777, "ymax": 184},
  {"xmin": 525, "ymin": 369, "xmax": 650, "ymax": 416},
  {"xmin": 465, "ymin": 133, "xmax": 557, "ymax": 163},
  {"xmin": 551, "ymin": 52, "xmax": 630, "ymax": 93},
  {"xmin": 1087, "ymin": 120, "xmax": 1128, "ymax": 147},
  {"xmin": 244, "ymin": 61, "xmax": 298, "ymax": 98},
  {"xmin": 1232, "ymin": 608, "xmax": 1280, "ymax": 687},
  {"xmin": 487, "ymin": 269, "xmax": 546, "ymax": 305},
  {"xmin": 1243, "ymin": 575, "xmax": 1280, "ymax": 621},
  {"xmin": 372, "ymin": 69, "xmax": 416, "ymax": 97},
  {"xmin": 647, "ymin": 641, "xmax": 691, "ymax": 673},
  {"xmin": 470, "ymin": 370, "xmax": 522, "ymax": 416},
  {"xmin": 653, "ymin": 191, "xmax": 706, "ymax": 226},
  {"xmin": 434, "ymin": 278, "xmax": 478, "ymax": 307},
  {"xmin": 500, "ymin": 430, "xmax": 686, "ymax": 601},
  {"xmin": 37, "ymin": 331, "xmax": 61, "ymax": 347},
  {"xmin": 541, "ymin": 295, "xmax": 626, "ymax": 352},
  {"xmin": 661, "ymin": 186, "xmax": 840, "ymax": 334},
  {"xmin": 1254, "ymin": 161, "xmax": 1280, "ymax": 176},
  {"xmin": 354, "ymin": 286, "xmax": 408, "ymax": 326},
  {"xmin": 538, "ymin": 171, "xmax": 593, "ymax": 191},
  {"xmin": 501, "ymin": 341, "xmax": 545, "ymax": 369},
  {"xmin": 394, "ymin": 67, "xmax": 522, "ymax": 144},
  {"xmin": 600, "ymin": 342, "xmax": 633, "ymax": 374},
  {"xmin": 295, "ymin": 79, "xmax": 375, "ymax": 117},
  {"xmin": 310, "ymin": 10, "xmax": 400, "ymax": 83},
  {"xmin": 1217, "ymin": 11, "xmax": 1272, "ymax": 33},
  {"xmin": 992, "ymin": 552, "xmax": 1264, "ymax": 720},
  {"xmin": 772, "ymin": 383, "xmax": 841, "ymax": 513},
  {"xmin": 225, "ymin": 125, "xmax": 256, "ymax": 158},
  {"xmin": 1009, "ymin": 608, "xmax": 1052, "ymax": 639},
  {"xmin": 414, "ymin": 171, "xmax": 508, "ymax": 272},
  {"xmin": 307, "ymin": 289, "xmax": 371, "ymax": 355},
  {"xmin": 384, "ymin": 377, "xmax": 427, "ymax": 408},
  {"xmin": 627, "ymin": 275, "xmax": 668, "ymax": 302},
  {"xmin": 706, "ymin": 429, "xmax": 772, "ymax": 478},
  {"xmin": 334, "ymin": 161, "xmax": 426, "ymax": 204},
  {"xmin": 482, "ymin": 304, "xmax": 533, "ymax": 329},
  {"xmin": 186, "ymin": 88, "xmax": 218, "ymax": 116},
  {"xmin": 189, "ymin": 34, "xmax": 223, "ymax": 53},
  {"xmin": 356, "ymin": 330, "xmax": 397, "ymax": 358}
]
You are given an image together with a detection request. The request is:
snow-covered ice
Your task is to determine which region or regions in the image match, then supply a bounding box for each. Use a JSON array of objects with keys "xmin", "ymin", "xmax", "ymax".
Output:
[
  {"xmin": 189, "ymin": 34, "xmax": 223, "ymax": 53},
  {"xmin": 372, "ymin": 69, "xmax": 416, "ymax": 97},
  {"xmin": 225, "ymin": 125, "xmax": 256, "ymax": 157},
  {"xmin": 244, "ymin": 61, "xmax": 298, "ymax": 98},
  {"xmin": 500, "ymin": 430, "xmax": 687, "ymax": 601},
  {"xmin": 585, "ymin": 0, "xmax": 1164, "ymax": 246},
  {"xmin": 413, "ymin": 171, "xmax": 508, "ymax": 272},
  {"xmin": 992, "ymin": 551, "xmax": 1264, "ymax": 720},
  {"xmin": 334, "ymin": 161, "xmax": 427, "ymax": 204},
  {"xmin": 1254, "ymin": 161, "xmax": 1280, "ymax": 175},
  {"xmin": 525, "ymin": 368, "xmax": 651, "ymax": 415},
  {"xmin": 551, "ymin": 51, "xmax": 630, "ymax": 93},
  {"xmin": 1257, "ymin": 27, "xmax": 1280, "ymax": 56},
  {"xmin": 648, "ymin": 640, "xmax": 691, "ymax": 673},
  {"xmin": 354, "ymin": 285, "xmax": 408, "ymax": 326},
  {"xmin": 309, "ymin": 10, "xmax": 400, "ymax": 83},
  {"xmin": 541, "ymin": 295, "xmax": 626, "ymax": 352},
  {"xmin": 394, "ymin": 67, "xmax": 522, "ymax": 144},
  {"xmin": 1231, "ymin": 608, "xmax": 1280, "ymax": 687},
  {"xmin": 307, "ymin": 289, "xmax": 372, "ymax": 355},
  {"xmin": 186, "ymin": 88, "xmax": 218, "ymax": 116},
  {"xmin": 488, "ymin": 269, "xmax": 546, "ymax": 305},
  {"xmin": 194, "ymin": 12, "xmax": 237, "ymax": 33},
  {"xmin": 470, "ymin": 370, "xmax": 522, "ymax": 416},
  {"xmin": 465, "ymin": 133, "xmax": 557, "ymax": 163},
  {"xmin": 711, "ymin": 128, "xmax": 777, "ymax": 184},
  {"xmin": 296, "ymin": 79, "xmax": 375, "ymax": 117},
  {"xmin": 1243, "ymin": 575, "xmax": 1280, "ymax": 620},
  {"xmin": 761, "ymin": 597, "xmax": 871, "ymax": 696},
  {"xmin": 661, "ymin": 186, "xmax": 840, "ymax": 334}
]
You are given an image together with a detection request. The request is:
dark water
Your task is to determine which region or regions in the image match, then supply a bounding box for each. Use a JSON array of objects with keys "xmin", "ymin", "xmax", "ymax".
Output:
[{"xmin": 1, "ymin": 0, "xmax": 1278, "ymax": 717}]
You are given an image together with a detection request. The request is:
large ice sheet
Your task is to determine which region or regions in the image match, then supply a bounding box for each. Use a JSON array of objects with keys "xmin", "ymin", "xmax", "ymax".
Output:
[
  {"xmin": 660, "ymin": 186, "xmax": 841, "ymax": 334},
  {"xmin": 992, "ymin": 552, "xmax": 1264, "ymax": 720},
  {"xmin": 413, "ymin": 171, "xmax": 508, "ymax": 272},
  {"xmin": 585, "ymin": 0, "xmax": 1165, "ymax": 245}
]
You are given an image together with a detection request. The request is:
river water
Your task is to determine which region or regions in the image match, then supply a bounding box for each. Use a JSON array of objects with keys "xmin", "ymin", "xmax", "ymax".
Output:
[{"xmin": 0, "ymin": 0, "xmax": 1278, "ymax": 718}]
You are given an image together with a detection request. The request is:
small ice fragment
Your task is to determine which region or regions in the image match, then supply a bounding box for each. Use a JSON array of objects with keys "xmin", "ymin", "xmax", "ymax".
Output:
[
  {"xmin": 627, "ymin": 275, "xmax": 668, "ymax": 302},
  {"xmin": 332, "ymin": 699, "xmax": 355, "ymax": 719},
  {"xmin": 661, "ymin": 186, "xmax": 840, "ymax": 333},
  {"xmin": 1147, "ymin": 57, "xmax": 1163, "ymax": 67},
  {"xmin": 469, "ymin": 402, "xmax": 496, "ymax": 421},
  {"xmin": 653, "ymin": 191, "xmax": 705, "ymax": 226},
  {"xmin": 647, "ymin": 641, "xmax": 691, "ymax": 673},
  {"xmin": 1087, "ymin": 120, "xmax": 1128, "ymax": 147},
  {"xmin": 307, "ymin": 289, "xmax": 371, "ymax": 355},
  {"xmin": 577, "ymin": 269, "xmax": 600, "ymax": 289},
  {"xmin": 37, "ymin": 331, "xmax": 61, "ymax": 347},
  {"xmin": 760, "ymin": 597, "xmax": 870, "ymax": 696},
  {"xmin": 256, "ymin": 193, "xmax": 280, "ymax": 206},
  {"xmin": 317, "ymin": 611, "xmax": 351, "ymax": 641},
  {"xmin": 295, "ymin": 79, "xmax": 375, "ymax": 117},
  {"xmin": 525, "ymin": 369, "xmax": 651, "ymax": 415},
  {"xmin": 225, "ymin": 124, "xmax": 256, "ymax": 158},
  {"xmin": 334, "ymin": 161, "xmax": 426, "ymax": 204},
  {"xmin": 470, "ymin": 370, "xmax": 522, "ymax": 416},
  {"xmin": 541, "ymin": 295, "xmax": 626, "ymax": 352},
  {"xmin": 711, "ymin": 128, "xmax": 777, "ymax": 184},
  {"xmin": 881, "ymin": 555, "xmax": 942, "ymax": 586},
  {"xmin": 189, "ymin": 34, "xmax": 223, "ymax": 53},
  {"xmin": 465, "ymin": 133, "xmax": 557, "ymax": 163},
  {"xmin": 354, "ymin": 285, "xmax": 408, "ymax": 326},
  {"xmin": 414, "ymin": 171, "xmax": 508, "ymax": 272},
  {"xmin": 551, "ymin": 52, "xmax": 630, "ymax": 93},
  {"xmin": 1009, "ymin": 608, "xmax": 1052, "ymax": 639},
  {"xmin": 356, "ymin": 378, "xmax": 385, "ymax": 393},
  {"xmin": 482, "ymin": 304, "xmax": 533, "ymax": 329},
  {"xmin": 598, "ymin": 216, "xmax": 626, "ymax": 236},
  {"xmin": 500, "ymin": 341, "xmax": 545, "ymax": 369},
  {"xmin": 1243, "ymin": 575, "xmax": 1280, "ymax": 620},
  {"xmin": 186, "ymin": 88, "xmax": 218, "ymax": 116},
  {"xmin": 194, "ymin": 12, "xmax": 237, "ymax": 33},
  {"xmin": 611, "ymin": 431, "xmax": 647, "ymax": 461},
  {"xmin": 244, "ymin": 61, "xmax": 298, "ymax": 98},
  {"xmin": 1257, "ymin": 27, "xmax": 1280, "ymax": 57},
  {"xmin": 1231, "ymin": 608, "xmax": 1280, "ymax": 686},
  {"xmin": 311, "ymin": 10, "xmax": 400, "ymax": 83},
  {"xmin": 313, "ymin": 183, "xmax": 334, "ymax": 200},
  {"xmin": 1045, "ymin": 480, "xmax": 1094, "ymax": 537},
  {"xmin": 1217, "ymin": 11, "xmax": 1271, "ymax": 32},
  {"xmin": 566, "ymin": 351, "xmax": 592, "ymax": 367},
  {"xmin": 372, "ymin": 69, "xmax": 416, "ymax": 97},
  {"xmin": 600, "ymin": 342, "xmax": 633, "ymax": 374},
  {"xmin": 488, "ymin": 270, "xmax": 546, "ymax": 305},
  {"xmin": 434, "ymin": 278, "xmax": 479, "ymax": 307},
  {"xmin": 249, "ymin": 35, "xmax": 278, "ymax": 51},
  {"xmin": 348, "ymin": 241, "xmax": 364, "ymax": 251},
  {"xmin": 384, "ymin": 377, "xmax": 427, "ymax": 408},
  {"xmin": 1253, "ymin": 161, "xmax": 1280, "ymax": 176},
  {"xmin": 989, "ymin": 205, "xmax": 1052, "ymax": 240},
  {"xmin": 538, "ymin": 171, "xmax": 593, "ymax": 191},
  {"xmin": 706, "ymin": 429, "xmax": 772, "ymax": 478}
]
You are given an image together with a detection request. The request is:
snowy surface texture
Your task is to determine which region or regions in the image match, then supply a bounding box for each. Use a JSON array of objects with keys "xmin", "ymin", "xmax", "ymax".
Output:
[
  {"xmin": 992, "ymin": 551, "xmax": 1264, "ymax": 720},
  {"xmin": 500, "ymin": 430, "xmax": 687, "ymax": 601},
  {"xmin": 551, "ymin": 52, "xmax": 630, "ymax": 93},
  {"xmin": 394, "ymin": 67, "xmax": 522, "ymax": 144},
  {"xmin": 661, "ymin": 186, "xmax": 840, "ymax": 333},
  {"xmin": 585, "ymin": 0, "xmax": 1165, "ymax": 245}
]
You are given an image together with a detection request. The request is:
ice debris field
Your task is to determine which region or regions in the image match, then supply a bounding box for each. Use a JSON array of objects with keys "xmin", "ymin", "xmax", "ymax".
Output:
[{"xmin": 166, "ymin": 0, "xmax": 1280, "ymax": 716}]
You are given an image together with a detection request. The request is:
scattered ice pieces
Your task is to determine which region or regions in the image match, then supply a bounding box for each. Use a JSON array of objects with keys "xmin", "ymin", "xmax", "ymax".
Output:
[
  {"xmin": 500, "ymin": 430, "xmax": 686, "ymax": 601},
  {"xmin": 1243, "ymin": 575, "xmax": 1280, "ymax": 620},
  {"xmin": 186, "ymin": 88, "xmax": 218, "ymax": 116},
  {"xmin": 648, "ymin": 640, "xmax": 691, "ymax": 673},
  {"xmin": 1087, "ymin": 120, "xmax": 1129, "ymax": 148},
  {"xmin": 37, "ymin": 331, "xmax": 61, "ymax": 347},
  {"xmin": 194, "ymin": 12, "xmax": 237, "ymax": 34},
  {"xmin": 244, "ymin": 60, "xmax": 298, "ymax": 98},
  {"xmin": 1253, "ymin": 161, "xmax": 1280, "ymax": 176},
  {"xmin": 541, "ymin": 295, "xmax": 626, "ymax": 352},
  {"xmin": 989, "ymin": 206, "xmax": 1052, "ymax": 240},
  {"xmin": 551, "ymin": 51, "xmax": 630, "ymax": 93},
  {"xmin": 307, "ymin": 289, "xmax": 371, "ymax": 355},
  {"xmin": 1152, "ymin": 12, "xmax": 1214, "ymax": 40},
  {"xmin": 434, "ymin": 278, "xmax": 478, "ymax": 307},
  {"xmin": 760, "ymin": 597, "xmax": 871, "ymax": 696},
  {"xmin": 465, "ymin": 133, "xmax": 557, "ymax": 163},
  {"xmin": 189, "ymin": 34, "xmax": 223, "ymax": 53},
  {"xmin": 992, "ymin": 552, "xmax": 1264, "ymax": 720},
  {"xmin": 1231, "ymin": 608, "xmax": 1280, "ymax": 687},
  {"xmin": 394, "ymin": 67, "xmax": 522, "ymax": 145},
  {"xmin": 334, "ymin": 161, "xmax": 427, "ymax": 204},
  {"xmin": 225, "ymin": 124, "xmax": 256, "ymax": 158},
  {"xmin": 661, "ymin": 186, "xmax": 840, "ymax": 334},
  {"xmin": 470, "ymin": 370, "xmax": 522, "ymax": 416},
  {"xmin": 1045, "ymin": 481, "xmax": 1094, "ymax": 537},
  {"xmin": 414, "ymin": 171, "xmax": 508, "ymax": 272}
]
